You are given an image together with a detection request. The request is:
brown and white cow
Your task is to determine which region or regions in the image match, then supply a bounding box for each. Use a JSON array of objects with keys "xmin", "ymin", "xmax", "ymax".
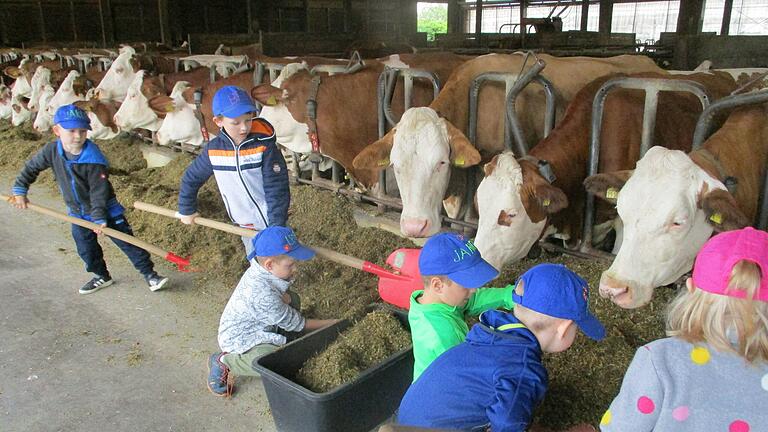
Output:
[
  {"xmin": 74, "ymin": 98, "xmax": 121, "ymax": 140},
  {"xmin": 94, "ymin": 46, "xmax": 138, "ymax": 102},
  {"xmin": 252, "ymin": 52, "xmax": 472, "ymax": 187},
  {"xmin": 34, "ymin": 70, "xmax": 86, "ymax": 132},
  {"xmin": 473, "ymin": 72, "xmax": 739, "ymax": 270},
  {"xmin": 353, "ymin": 53, "xmax": 665, "ymax": 237},
  {"xmin": 584, "ymin": 105, "xmax": 767, "ymax": 308}
]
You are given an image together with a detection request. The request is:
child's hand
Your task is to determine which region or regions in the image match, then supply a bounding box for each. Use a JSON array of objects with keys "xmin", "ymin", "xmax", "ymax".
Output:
[
  {"xmin": 177, "ymin": 212, "xmax": 199, "ymax": 225},
  {"xmin": 93, "ymin": 223, "xmax": 107, "ymax": 235},
  {"xmin": 11, "ymin": 195, "xmax": 29, "ymax": 209},
  {"xmin": 281, "ymin": 292, "xmax": 292, "ymax": 304}
]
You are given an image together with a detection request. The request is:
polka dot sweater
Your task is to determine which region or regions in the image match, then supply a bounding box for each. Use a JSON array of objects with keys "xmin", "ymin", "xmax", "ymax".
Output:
[{"xmin": 600, "ymin": 337, "xmax": 768, "ymax": 431}]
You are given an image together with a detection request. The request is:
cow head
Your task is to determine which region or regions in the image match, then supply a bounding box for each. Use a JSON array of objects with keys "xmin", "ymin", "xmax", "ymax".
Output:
[
  {"xmin": 75, "ymin": 98, "xmax": 121, "ymax": 140},
  {"xmin": 0, "ymin": 85, "xmax": 12, "ymax": 120},
  {"xmin": 474, "ymin": 152, "xmax": 568, "ymax": 270},
  {"xmin": 584, "ymin": 146, "xmax": 749, "ymax": 308},
  {"xmin": 353, "ymin": 107, "xmax": 481, "ymax": 237},
  {"xmin": 24, "ymin": 66, "xmax": 52, "ymax": 113},
  {"xmin": 113, "ymin": 70, "xmax": 163, "ymax": 131},
  {"xmin": 156, "ymin": 81, "xmax": 206, "ymax": 146},
  {"xmin": 11, "ymin": 95, "xmax": 32, "ymax": 126},
  {"xmin": 32, "ymin": 85, "xmax": 56, "ymax": 131},
  {"xmin": 34, "ymin": 70, "xmax": 84, "ymax": 132},
  {"xmin": 94, "ymin": 46, "xmax": 137, "ymax": 102},
  {"xmin": 252, "ymin": 62, "xmax": 312, "ymax": 154}
]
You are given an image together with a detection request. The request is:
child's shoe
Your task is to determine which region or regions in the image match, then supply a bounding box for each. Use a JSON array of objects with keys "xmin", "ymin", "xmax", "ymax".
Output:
[
  {"xmin": 79, "ymin": 275, "xmax": 113, "ymax": 295},
  {"xmin": 145, "ymin": 273, "xmax": 169, "ymax": 292},
  {"xmin": 207, "ymin": 352, "xmax": 234, "ymax": 396}
]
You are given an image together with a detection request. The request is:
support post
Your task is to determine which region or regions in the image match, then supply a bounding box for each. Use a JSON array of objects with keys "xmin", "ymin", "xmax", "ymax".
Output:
[
  {"xmin": 447, "ymin": 0, "xmax": 461, "ymax": 34},
  {"xmin": 247, "ymin": 0, "xmax": 254, "ymax": 34},
  {"xmin": 475, "ymin": 0, "xmax": 482, "ymax": 46},
  {"xmin": 37, "ymin": 0, "xmax": 47, "ymax": 43},
  {"xmin": 598, "ymin": 0, "xmax": 612, "ymax": 35},
  {"xmin": 70, "ymin": 0, "xmax": 78, "ymax": 42},
  {"xmin": 580, "ymin": 0, "xmax": 589, "ymax": 31},
  {"xmin": 677, "ymin": 0, "xmax": 705, "ymax": 35},
  {"xmin": 520, "ymin": 0, "xmax": 527, "ymax": 48},
  {"xmin": 158, "ymin": 0, "xmax": 171, "ymax": 46},
  {"xmin": 721, "ymin": 0, "xmax": 733, "ymax": 36}
]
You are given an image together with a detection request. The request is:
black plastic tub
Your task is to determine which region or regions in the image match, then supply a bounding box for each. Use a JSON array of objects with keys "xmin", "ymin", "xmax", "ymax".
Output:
[{"xmin": 253, "ymin": 310, "xmax": 413, "ymax": 432}]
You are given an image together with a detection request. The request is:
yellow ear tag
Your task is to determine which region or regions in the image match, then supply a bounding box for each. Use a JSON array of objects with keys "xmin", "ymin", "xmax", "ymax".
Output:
[
  {"xmin": 165, "ymin": 104, "xmax": 175, "ymax": 112},
  {"xmin": 709, "ymin": 212, "xmax": 723, "ymax": 225},
  {"xmin": 542, "ymin": 198, "xmax": 551, "ymax": 207},
  {"xmin": 606, "ymin": 187, "xmax": 619, "ymax": 200},
  {"xmin": 377, "ymin": 158, "xmax": 389, "ymax": 167},
  {"xmin": 454, "ymin": 157, "xmax": 465, "ymax": 167},
  {"xmin": 266, "ymin": 95, "xmax": 278, "ymax": 106}
]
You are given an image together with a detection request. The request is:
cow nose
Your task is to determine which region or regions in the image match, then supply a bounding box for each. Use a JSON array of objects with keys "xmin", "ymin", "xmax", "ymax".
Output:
[
  {"xmin": 401, "ymin": 218, "xmax": 430, "ymax": 238},
  {"xmin": 599, "ymin": 273, "xmax": 631, "ymax": 303}
]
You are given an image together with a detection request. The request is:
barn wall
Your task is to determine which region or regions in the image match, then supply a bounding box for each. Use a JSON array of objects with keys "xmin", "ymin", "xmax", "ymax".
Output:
[{"xmin": 0, "ymin": 0, "xmax": 419, "ymax": 54}]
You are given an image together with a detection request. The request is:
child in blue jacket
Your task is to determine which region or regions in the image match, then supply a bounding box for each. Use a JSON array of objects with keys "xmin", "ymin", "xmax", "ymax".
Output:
[
  {"xmin": 398, "ymin": 264, "xmax": 606, "ymax": 432},
  {"xmin": 11, "ymin": 104, "xmax": 169, "ymax": 294},
  {"xmin": 177, "ymin": 86, "xmax": 289, "ymax": 258}
]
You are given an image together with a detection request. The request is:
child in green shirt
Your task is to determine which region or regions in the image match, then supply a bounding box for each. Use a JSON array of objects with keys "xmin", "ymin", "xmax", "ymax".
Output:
[{"xmin": 409, "ymin": 232, "xmax": 514, "ymax": 381}]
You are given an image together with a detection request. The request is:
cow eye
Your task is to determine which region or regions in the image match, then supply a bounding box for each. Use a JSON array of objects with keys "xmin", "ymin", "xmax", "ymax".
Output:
[
  {"xmin": 115, "ymin": 67, "xmax": 124, "ymax": 74},
  {"xmin": 670, "ymin": 219, "xmax": 686, "ymax": 229}
]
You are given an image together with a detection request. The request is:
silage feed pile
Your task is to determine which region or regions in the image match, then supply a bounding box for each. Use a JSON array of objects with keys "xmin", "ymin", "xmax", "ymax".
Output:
[
  {"xmin": 0, "ymin": 121, "xmax": 680, "ymax": 429},
  {"xmin": 295, "ymin": 310, "xmax": 411, "ymax": 393}
]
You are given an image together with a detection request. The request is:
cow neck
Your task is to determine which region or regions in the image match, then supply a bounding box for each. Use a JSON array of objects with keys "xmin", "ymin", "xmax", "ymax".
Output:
[
  {"xmin": 306, "ymin": 75, "xmax": 322, "ymax": 155},
  {"xmin": 689, "ymin": 147, "xmax": 735, "ymax": 186}
]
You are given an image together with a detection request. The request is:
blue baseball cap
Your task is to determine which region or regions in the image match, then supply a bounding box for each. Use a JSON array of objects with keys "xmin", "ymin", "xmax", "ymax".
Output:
[
  {"xmin": 54, "ymin": 104, "xmax": 91, "ymax": 130},
  {"xmin": 248, "ymin": 226, "xmax": 315, "ymax": 261},
  {"xmin": 513, "ymin": 264, "xmax": 606, "ymax": 341},
  {"xmin": 212, "ymin": 85, "xmax": 258, "ymax": 118},
  {"xmin": 418, "ymin": 233, "xmax": 499, "ymax": 288}
]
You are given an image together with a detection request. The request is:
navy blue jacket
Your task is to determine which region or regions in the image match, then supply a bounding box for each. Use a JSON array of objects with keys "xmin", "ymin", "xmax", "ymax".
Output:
[
  {"xmin": 177, "ymin": 118, "xmax": 289, "ymax": 229},
  {"xmin": 398, "ymin": 310, "xmax": 548, "ymax": 432},
  {"xmin": 13, "ymin": 139, "xmax": 124, "ymax": 224}
]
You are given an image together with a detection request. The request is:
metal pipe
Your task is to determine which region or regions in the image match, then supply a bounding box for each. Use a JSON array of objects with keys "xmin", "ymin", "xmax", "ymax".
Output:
[
  {"xmin": 580, "ymin": 77, "xmax": 713, "ymax": 255},
  {"xmin": 254, "ymin": 61, "xmax": 265, "ymax": 85},
  {"xmin": 640, "ymin": 89, "xmax": 659, "ymax": 156},
  {"xmin": 693, "ymin": 89, "xmax": 768, "ymax": 149},
  {"xmin": 381, "ymin": 67, "xmax": 440, "ymax": 128}
]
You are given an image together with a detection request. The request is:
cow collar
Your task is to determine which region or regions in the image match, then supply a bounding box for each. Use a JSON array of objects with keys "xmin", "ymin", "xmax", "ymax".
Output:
[
  {"xmin": 305, "ymin": 75, "xmax": 322, "ymax": 163},
  {"xmin": 518, "ymin": 155, "xmax": 557, "ymax": 184},
  {"xmin": 692, "ymin": 148, "xmax": 738, "ymax": 194}
]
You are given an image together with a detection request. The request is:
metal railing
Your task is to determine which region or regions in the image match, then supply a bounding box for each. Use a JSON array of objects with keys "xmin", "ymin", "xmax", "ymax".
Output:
[{"xmin": 580, "ymin": 77, "xmax": 713, "ymax": 256}]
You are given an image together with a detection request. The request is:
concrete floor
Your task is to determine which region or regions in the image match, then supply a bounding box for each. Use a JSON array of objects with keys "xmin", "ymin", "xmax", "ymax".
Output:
[{"xmin": 0, "ymin": 182, "xmax": 277, "ymax": 432}]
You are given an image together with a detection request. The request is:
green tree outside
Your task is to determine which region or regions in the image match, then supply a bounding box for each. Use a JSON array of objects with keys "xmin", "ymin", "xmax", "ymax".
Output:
[{"xmin": 418, "ymin": 4, "xmax": 448, "ymax": 42}]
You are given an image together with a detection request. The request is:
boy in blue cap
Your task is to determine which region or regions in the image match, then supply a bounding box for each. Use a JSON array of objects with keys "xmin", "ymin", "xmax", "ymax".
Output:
[
  {"xmin": 11, "ymin": 104, "xmax": 169, "ymax": 294},
  {"xmin": 398, "ymin": 263, "xmax": 606, "ymax": 432},
  {"xmin": 410, "ymin": 232, "xmax": 515, "ymax": 381},
  {"xmin": 207, "ymin": 226, "xmax": 337, "ymax": 397},
  {"xmin": 177, "ymin": 85, "xmax": 289, "ymax": 258}
]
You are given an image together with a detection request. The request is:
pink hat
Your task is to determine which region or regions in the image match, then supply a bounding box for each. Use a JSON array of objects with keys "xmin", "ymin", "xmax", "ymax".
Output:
[{"xmin": 692, "ymin": 227, "xmax": 768, "ymax": 302}]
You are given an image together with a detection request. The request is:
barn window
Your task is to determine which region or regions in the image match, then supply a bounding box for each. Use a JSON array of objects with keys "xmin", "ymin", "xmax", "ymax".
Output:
[
  {"xmin": 610, "ymin": 1, "xmax": 680, "ymax": 44},
  {"xmin": 462, "ymin": 1, "xmax": 600, "ymax": 34}
]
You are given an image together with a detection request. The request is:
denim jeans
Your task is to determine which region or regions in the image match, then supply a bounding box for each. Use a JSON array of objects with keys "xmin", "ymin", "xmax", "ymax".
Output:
[{"xmin": 71, "ymin": 214, "xmax": 154, "ymax": 278}]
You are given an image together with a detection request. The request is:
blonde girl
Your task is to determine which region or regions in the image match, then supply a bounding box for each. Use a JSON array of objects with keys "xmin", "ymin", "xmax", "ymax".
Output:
[{"xmin": 600, "ymin": 227, "xmax": 768, "ymax": 431}]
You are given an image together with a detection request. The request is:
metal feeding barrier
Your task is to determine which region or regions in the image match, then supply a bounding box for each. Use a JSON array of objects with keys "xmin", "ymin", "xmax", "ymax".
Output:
[
  {"xmin": 579, "ymin": 77, "xmax": 713, "ymax": 258},
  {"xmin": 374, "ymin": 66, "xmax": 441, "ymax": 212},
  {"xmin": 691, "ymin": 88, "xmax": 768, "ymax": 230}
]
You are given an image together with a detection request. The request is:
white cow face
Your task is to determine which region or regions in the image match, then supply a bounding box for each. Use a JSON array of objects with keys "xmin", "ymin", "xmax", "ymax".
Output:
[
  {"xmin": 0, "ymin": 85, "xmax": 12, "ymax": 119},
  {"xmin": 475, "ymin": 153, "xmax": 547, "ymax": 270},
  {"xmin": 586, "ymin": 146, "xmax": 748, "ymax": 308},
  {"xmin": 354, "ymin": 107, "xmax": 481, "ymax": 238},
  {"xmin": 27, "ymin": 66, "xmax": 52, "ymax": 112},
  {"xmin": 156, "ymin": 81, "xmax": 205, "ymax": 146},
  {"xmin": 113, "ymin": 71, "xmax": 162, "ymax": 131},
  {"xmin": 32, "ymin": 85, "xmax": 56, "ymax": 131},
  {"xmin": 94, "ymin": 46, "xmax": 136, "ymax": 102},
  {"xmin": 8, "ymin": 60, "xmax": 32, "ymax": 99},
  {"xmin": 34, "ymin": 71, "xmax": 84, "ymax": 132},
  {"xmin": 11, "ymin": 95, "xmax": 32, "ymax": 126},
  {"xmin": 87, "ymin": 110, "xmax": 120, "ymax": 140},
  {"xmin": 259, "ymin": 62, "xmax": 312, "ymax": 154}
]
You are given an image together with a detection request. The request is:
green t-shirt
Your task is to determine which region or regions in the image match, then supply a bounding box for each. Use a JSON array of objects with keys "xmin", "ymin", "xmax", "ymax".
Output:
[{"xmin": 408, "ymin": 285, "xmax": 515, "ymax": 381}]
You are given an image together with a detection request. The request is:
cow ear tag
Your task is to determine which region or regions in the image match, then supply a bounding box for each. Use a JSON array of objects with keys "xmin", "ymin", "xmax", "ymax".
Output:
[
  {"xmin": 453, "ymin": 156, "xmax": 465, "ymax": 167},
  {"xmin": 606, "ymin": 187, "xmax": 619, "ymax": 200},
  {"xmin": 165, "ymin": 103, "xmax": 175, "ymax": 112},
  {"xmin": 377, "ymin": 157, "xmax": 389, "ymax": 167},
  {"xmin": 266, "ymin": 95, "xmax": 278, "ymax": 106},
  {"xmin": 542, "ymin": 198, "xmax": 551, "ymax": 207},
  {"xmin": 709, "ymin": 212, "xmax": 723, "ymax": 225}
]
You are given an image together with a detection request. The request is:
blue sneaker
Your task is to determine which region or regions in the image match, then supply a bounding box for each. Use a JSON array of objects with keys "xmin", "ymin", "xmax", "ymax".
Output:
[{"xmin": 207, "ymin": 352, "xmax": 233, "ymax": 397}]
